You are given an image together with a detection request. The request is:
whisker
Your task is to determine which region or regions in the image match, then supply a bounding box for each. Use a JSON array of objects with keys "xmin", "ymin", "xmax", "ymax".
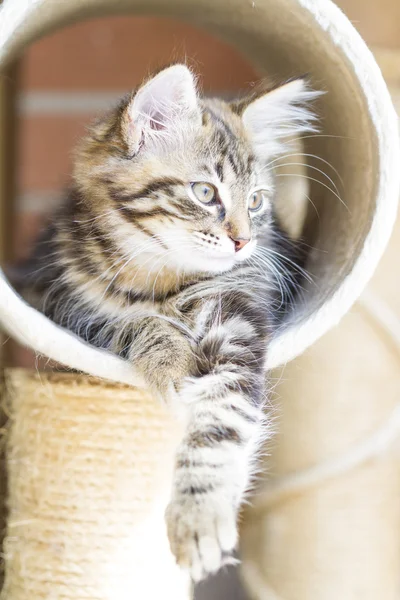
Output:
[
  {"xmin": 299, "ymin": 133, "xmax": 355, "ymax": 141},
  {"xmin": 268, "ymin": 152, "xmax": 344, "ymax": 186},
  {"xmin": 275, "ymin": 173, "xmax": 349, "ymax": 212},
  {"xmin": 273, "ymin": 162, "xmax": 342, "ymax": 198},
  {"xmin": 255, "ymin": 245, "xmax": 313, "ymax": 283}
]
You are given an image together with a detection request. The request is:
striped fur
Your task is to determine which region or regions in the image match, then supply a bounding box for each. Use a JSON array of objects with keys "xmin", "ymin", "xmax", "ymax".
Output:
[{"xmin": 19, "ymin": 65, "xmax": 317, "ymax": 581}]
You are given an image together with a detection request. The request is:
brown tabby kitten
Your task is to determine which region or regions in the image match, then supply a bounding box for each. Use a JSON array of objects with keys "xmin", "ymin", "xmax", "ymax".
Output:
[{"xmin": 20, "ymin": 65, "xmax": 319, "ymax": 581}]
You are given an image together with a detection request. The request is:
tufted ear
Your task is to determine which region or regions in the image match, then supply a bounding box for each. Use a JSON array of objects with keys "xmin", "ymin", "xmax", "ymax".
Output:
[
  {"xmin": 122, "ymin": 64, "xmax": 200, "ymax": 155},
  {"xmin": 241, "ymin": 79, "xmax": 322, "ymax": 156}
]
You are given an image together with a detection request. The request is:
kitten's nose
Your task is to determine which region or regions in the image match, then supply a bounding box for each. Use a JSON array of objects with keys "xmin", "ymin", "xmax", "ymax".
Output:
[{"xmin": 229, "ymin": 236, "xmax": 251, "ymax": 252}]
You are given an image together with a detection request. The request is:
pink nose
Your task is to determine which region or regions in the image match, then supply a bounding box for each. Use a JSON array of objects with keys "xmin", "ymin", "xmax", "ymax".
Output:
[{"xmin": 230, "ymin": 237, "xmax": 251, "ymax": 252}]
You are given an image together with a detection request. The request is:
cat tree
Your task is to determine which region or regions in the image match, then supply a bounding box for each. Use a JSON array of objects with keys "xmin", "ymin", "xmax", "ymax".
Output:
[{"xmin": 0, "ymin": 0, "xmax": 399, "ymax": 599}]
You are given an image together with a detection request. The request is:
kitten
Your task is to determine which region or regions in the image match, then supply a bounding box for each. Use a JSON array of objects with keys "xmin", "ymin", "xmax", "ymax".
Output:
[{"xmin": 19, "ymin": 64, "xmax": 318, "ymax": 581}]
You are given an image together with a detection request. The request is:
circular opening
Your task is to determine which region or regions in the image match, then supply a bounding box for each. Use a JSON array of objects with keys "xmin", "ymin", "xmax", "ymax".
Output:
[{"xmin": 0, "ymin": 0, "xmax": 387, "ymax": 375}]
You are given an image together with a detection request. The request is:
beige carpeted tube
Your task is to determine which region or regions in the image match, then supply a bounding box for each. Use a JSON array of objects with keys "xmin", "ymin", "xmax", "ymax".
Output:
[{"xmin": 1, "ymin": 370, "xmax": 190, "ymax": 600}]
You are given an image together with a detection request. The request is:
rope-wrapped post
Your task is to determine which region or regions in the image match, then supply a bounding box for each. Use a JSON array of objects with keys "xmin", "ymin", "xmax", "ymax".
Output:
[{"xmin": 1, "ymin": 370, "xmax": 190, "ymax": 600}]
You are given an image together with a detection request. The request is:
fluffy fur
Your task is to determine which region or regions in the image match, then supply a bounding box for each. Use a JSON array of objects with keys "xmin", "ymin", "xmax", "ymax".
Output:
[{"xmin": 19, "ymin": 64, "xmax": 318, "ymax": 581}]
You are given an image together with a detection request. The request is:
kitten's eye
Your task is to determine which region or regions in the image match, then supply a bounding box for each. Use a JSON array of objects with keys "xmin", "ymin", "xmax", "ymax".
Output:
[
  {"xmin": 191, "ymin": 182, "xmax": 217, "ymax": 205},
  {"xmin": 249, "ymin": 190, "xmax": 267, "ymax": 212}
]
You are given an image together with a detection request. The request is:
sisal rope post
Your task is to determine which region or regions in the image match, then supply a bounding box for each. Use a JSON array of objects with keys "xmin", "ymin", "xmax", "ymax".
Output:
[{"xmin": 1, "ymin": 370, "xmax": 190, "ymax": 600}]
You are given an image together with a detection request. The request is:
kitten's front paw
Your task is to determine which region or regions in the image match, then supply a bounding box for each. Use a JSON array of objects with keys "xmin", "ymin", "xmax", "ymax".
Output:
[{"xmin": 165, "ymin": 493, "xmax": 238, "ymax": 582}]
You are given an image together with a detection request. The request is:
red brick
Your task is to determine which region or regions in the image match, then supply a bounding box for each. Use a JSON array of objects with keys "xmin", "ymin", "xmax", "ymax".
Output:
[
  {"xmin": 21, "ymin": 16, "xmax": 259, "ymax": 92},
  {"xmin": 12, "ymin": 212, "xmax": 46, "ymax": 261},
  {"xmin": 18, "ymin": 115, "xmax": 88, "ymax": 192}
]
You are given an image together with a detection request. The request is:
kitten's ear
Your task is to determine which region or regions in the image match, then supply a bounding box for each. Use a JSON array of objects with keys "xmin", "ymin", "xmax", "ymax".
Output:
[
  {"xmin": 241, "ymin": 79, "xmax": 322, "ymax": 156},
  {"xmin": 122, "ymin": 64, "xmax": 199, "ymax": 155}
]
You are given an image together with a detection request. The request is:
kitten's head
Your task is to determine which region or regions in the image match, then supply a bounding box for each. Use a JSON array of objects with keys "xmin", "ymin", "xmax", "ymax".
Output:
[{"xmin": 74, "ymin": 64, "xmax": 319, "ymax": 277}]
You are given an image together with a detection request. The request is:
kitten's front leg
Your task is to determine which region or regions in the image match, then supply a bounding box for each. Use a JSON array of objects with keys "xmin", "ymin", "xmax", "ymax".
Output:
[
  {"xmin": 114, "ymin": 317, "xmax": 193, "ymax": 400},
  {"xmin": 166, "ymin": 391, "xmax": 264, "ymax": 581},
  {"xmin": 166, "ymin": 312, "xmax": 268, "ymax": 581}
]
